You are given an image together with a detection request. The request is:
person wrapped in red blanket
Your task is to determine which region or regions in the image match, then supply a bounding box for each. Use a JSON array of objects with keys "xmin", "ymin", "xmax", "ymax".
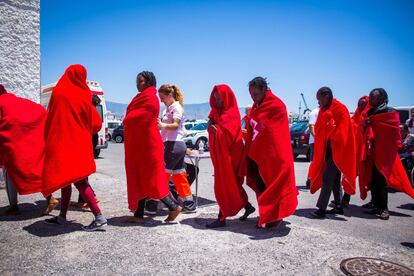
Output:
[
  {"xmin": 206, "ymin": 84, "xmax": 255, "ymax": 228},
  {"xmin": 42, "ymin": 64, "xmax": 107, "ymax": 231},
  {"xmin": 123, "ymin": 71, "xmax": 181, "ymax": 224},
  {"xmin": 359, "ymin": 88, "xmax": 414, "ymax": 220},
  {"xmin": 309, "ymin": 87, "xmax": 356, "ymax": 219},
  {"xmin": 0, "ymin": 84, "xmax": 58, "ymax": 216},
  {"xmin": 341, "ymin": 96, "xmax": 371, "ymax": 207},
  {"xmin": 240, "ymin": 77, "xmax": 298, "ymax": 228}
]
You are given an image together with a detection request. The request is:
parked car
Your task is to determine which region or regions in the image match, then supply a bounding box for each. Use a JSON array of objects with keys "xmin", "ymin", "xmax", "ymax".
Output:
[
  {"xmin": 183, "ymin": 122, "xmax": 209, "ymax": 151},
  {"xmin": 290, "ymin": 121, "xmax": 311, "ymax": 161},
  {"xmin": 183, "ymin": 119, "xmax": 207, "ymax": 130},
  {"xmin": 112, "ymin": 125, "xmax": 124, "ymax": 143},
  {"xmin": 107, "ymin": 119, "xmax": 122, "ymax": 141}
]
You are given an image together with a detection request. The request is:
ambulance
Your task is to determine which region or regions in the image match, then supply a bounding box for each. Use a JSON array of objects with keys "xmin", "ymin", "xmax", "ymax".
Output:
[{"xmin": 41, "ymin": 80, "xmax": 109, "ymax": 158}]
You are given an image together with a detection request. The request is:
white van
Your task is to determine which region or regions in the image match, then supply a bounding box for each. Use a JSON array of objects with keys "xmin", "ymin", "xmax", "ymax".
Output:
[{"xmin": 41, "ymin": 80, "xmax": 109, "ymax": 158}]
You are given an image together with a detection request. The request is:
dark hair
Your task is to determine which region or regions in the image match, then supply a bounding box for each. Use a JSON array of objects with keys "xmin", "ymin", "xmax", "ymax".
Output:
[
  {"xmin": 137, "ymin": 71, "xmax": 156, "ymax": 87},
  {"xmin": 248, "ymin": 77, "xmax": 268, "ymax": 91},
  {"xmin": 369, "ymin": 88, "xmax": 388, "ymax": 105},
  {"xmin": 0, "ymin": 84, "xmax": 6, "ymax": 96},
  {"xmin": 317, "ymin": 86, "xmax": 333, "ymax": 98},
  {"xmin": 92, "ymin": 94, "xmax": 101, "ymax": 106}
]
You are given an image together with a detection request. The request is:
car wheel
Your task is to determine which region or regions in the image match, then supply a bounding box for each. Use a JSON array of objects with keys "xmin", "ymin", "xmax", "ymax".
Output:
[
  {"xmin": 94, "ymin": 148, "xmax": 101, "ymax": 159},
  {"xmin": 196, "ymin": 138, "xmax": 207, "ymax": 151},
  {"xmin": 115, "ymin": 135, "xmax": 123, "ymax": 143}
]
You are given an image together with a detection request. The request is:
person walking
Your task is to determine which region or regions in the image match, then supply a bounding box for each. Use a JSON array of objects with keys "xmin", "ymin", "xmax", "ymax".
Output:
[
  {"xmin": 42, "ymin": 64, "xmax": 107, "ymax": 231},
  {"xmin": 206, "ymin": 84, "xmax": 255, "ymax": 228},
  {"xmin": 158, "ymin": 84, "xmax": 196, "ymax": 212},
  {"xmin": 309, "ymin": 87, "xmax": 356, "ymax": 219},
  {"xmin": 240, "ymin": 77, "xmax": 298, "ymax": 228},
  {"xmin": 359, "ymin": 88, "xmax": 414, "ymax": 220},
  {"xmin": 0, "ymin": 84, "xmax": 58, "ymax": 216},
  {"xmin": 124, "ymin": 71, "xmax": 182, "ymax": 224}
]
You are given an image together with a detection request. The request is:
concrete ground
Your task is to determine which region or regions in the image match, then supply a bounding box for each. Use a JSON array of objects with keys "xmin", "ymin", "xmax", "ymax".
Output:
[{"xmin": 0, "ymin": 143, "xmax": 413, "ymax": 275}]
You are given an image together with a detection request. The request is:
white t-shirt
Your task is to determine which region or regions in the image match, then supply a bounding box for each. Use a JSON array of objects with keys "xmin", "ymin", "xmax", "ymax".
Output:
[
  {"xmin": 160, "ymin": 101, "xmax": 186, "ymax": 142},
  {"xmin": 308, "ymin": 107, "xmax": 320, "ymax": 144}
]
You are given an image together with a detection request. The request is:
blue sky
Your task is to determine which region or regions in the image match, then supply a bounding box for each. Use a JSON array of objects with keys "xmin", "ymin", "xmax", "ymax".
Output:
[{"xmin": 41, "ymin": 0, "xmax": 414, "ymax": 112}]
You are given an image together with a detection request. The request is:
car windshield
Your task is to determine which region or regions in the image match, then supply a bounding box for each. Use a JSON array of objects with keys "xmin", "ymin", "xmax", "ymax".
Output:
[
  {"xmin": 290, "ymin": 122, "xmax": 308, "ymax": 132},
  {"xmin": 184, "ymin": 124, "xmax": 194, "ymax": 130},
  {"xmin": 108, "ymin": 122, "xmax": 120, "ymax": 129},
  {"xmin": 190, "ymin": 123, "xmax": 207, "ymax": 131}
]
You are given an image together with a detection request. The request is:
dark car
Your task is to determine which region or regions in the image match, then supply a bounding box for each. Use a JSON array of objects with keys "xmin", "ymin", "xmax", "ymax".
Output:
[
  {"xmin": 290, "ymin": 121, "xmax": 311, "ymax": 161},
  {"xmin": 112, "ymin": 125, "xmax": 124, "ymax": 143}
]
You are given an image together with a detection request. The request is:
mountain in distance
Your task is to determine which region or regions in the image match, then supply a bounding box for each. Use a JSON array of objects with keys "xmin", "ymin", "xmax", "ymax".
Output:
[{"xmin": 107, "ymin": 100, "xmax": 247, "ymax": 120}]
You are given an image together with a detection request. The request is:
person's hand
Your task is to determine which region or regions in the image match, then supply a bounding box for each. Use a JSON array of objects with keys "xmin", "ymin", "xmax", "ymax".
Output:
[
  {"xmin": 157, "ymin": 118, "xmax": 164, "ymax": 129},
  {"xmin": 208, "ymin": 123, "xmax": 217, "ymax": 133},
  {"xmin": 242, "ymin": 128, "xmax": 247, "ymax": 134}
]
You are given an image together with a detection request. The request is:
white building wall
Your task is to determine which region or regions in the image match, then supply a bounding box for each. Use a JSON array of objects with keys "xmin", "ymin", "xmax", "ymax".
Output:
[{"xmin": 0, "ymin": 0, "xmax": 40, "ymax": 102}]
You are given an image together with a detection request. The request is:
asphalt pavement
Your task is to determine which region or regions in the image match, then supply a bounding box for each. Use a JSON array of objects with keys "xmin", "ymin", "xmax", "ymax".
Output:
[{"xmin": 0, "ymin": 142, "xmax": 413, "ymax": 275}]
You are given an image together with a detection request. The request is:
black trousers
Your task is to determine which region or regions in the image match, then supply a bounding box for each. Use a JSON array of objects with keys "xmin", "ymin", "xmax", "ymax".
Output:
[
  {"xmin": 371, "ymin": 164, "xmax": 388, "ymax": 210},
  {"xmin": 316, "ymin": 145, "xmax": 342, "ymax": 210},
  {"xmin": 134, "ymin": 195, "xmax": 178, "ymax": 218}
]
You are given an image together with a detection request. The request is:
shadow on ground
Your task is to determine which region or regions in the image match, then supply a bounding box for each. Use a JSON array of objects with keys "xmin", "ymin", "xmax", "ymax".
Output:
[
  {"xmin": 295, "ymin": 205, "xmax": 411, "ymax": 221},
  {"xmin": 107, "ymin": 216, "xmax": 170, "ymax": 228},
  {"xmin": 23, "ymin": 220, "xmax": 85, "ymax": 237},
  {"xmin": 401, "ymin": 242, "xmax": 414, "ymax": 249},
  {"xmin": 397, "ymin": 203, "xmax": 414, "ymax": 211},
  {"xmin": 180, "ymin": 212, "xmax": 291, "ymax": 240},
  {"xmin": 0, "ymin": 202, "xmax": 47, "ymax": 221}
]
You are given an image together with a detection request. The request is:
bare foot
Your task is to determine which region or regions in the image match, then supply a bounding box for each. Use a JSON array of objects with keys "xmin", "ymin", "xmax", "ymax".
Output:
[
  {"xmin": 42, "ymin": 198, "xmax": 59, "ymax": 216},
  {"xmin": 165, "ymin": 206, "xmax": 182, "ymax": 222}
]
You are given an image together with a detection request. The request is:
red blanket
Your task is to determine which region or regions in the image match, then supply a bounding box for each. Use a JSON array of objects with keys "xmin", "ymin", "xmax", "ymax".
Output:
[
  {"xmin": 240, "ymin": 90, "xmax": 298, "ymax": 225},
  {"xmin": 309, "ymin": 99, "xmax": 356, "ymax": 195},
  {"xmin": 359, "ymin": 111, "xmax": 414, "ymax": 199},
  {"xmin": 42, "ymin": 64, "xmax": 100, "ymax": 196},
  {"xmin": 0, "ymin": 93, "xmax": 46, "ymax": 195},
  {"xmin": 124, "ymin": 86, "xmax": 169, "ymax": 211},
  {"xmin": 208, "ymin": 84, "xmax": 248, "ymax": 218},
  {"xmin": 351, "ymin": 96, "xmax": 370, "ymax": 176}
]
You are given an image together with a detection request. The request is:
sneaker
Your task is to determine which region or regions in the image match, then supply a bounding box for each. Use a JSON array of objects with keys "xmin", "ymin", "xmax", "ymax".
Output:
[
  {"xmin": 206, "ymin": 219, "xmax": 226, "ymax": 228},
  {"xmin": 310, "ymin": 209, "xmax": 326, "ymax": 219},
  {"xmin": 182, "ymin": 201, "xmax": 196, "ymax": 213},
  {"xmin": 82, "ymin": 218, "xmax": 107, "ymax": 232},
  {"xmin": 377, "ymin": 209, "xmax": 390, "ymax": 220},
  {"xmin": 362, "ymin": 201, "xmax": 374, "ymax": 209},
  {"xmin": 44, "ymin": 216, "xmax": 67, "ymax": 225},
  {"xmin": 326, "ymin": 207, "xmax": 344, "ymax": 215}
]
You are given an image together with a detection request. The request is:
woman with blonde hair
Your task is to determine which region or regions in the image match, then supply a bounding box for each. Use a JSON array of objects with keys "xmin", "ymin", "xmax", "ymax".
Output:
[{"xmin": 158, "ymin": 84, "xmax": 196, "ymax": 212}]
